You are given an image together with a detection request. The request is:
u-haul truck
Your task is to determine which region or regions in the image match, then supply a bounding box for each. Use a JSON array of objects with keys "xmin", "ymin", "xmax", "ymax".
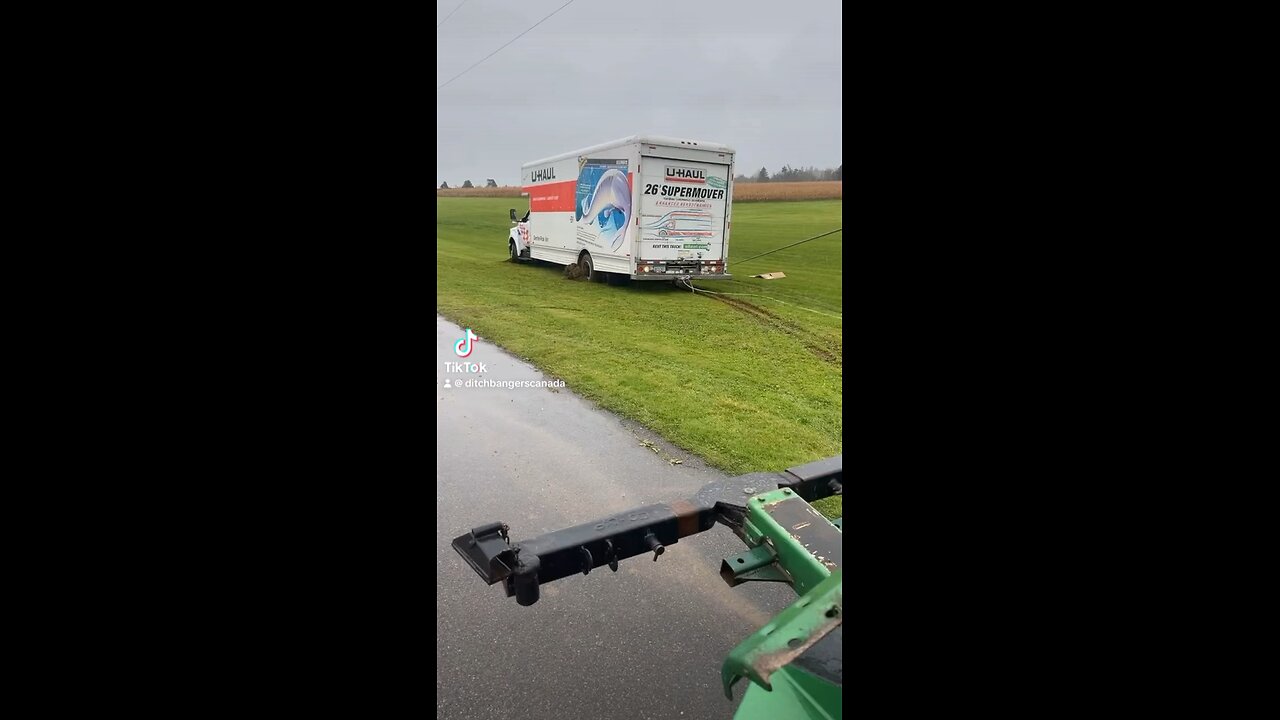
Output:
[{"xmin": 507, "ymin": 135, "xmax": 735, "ymax": 283}]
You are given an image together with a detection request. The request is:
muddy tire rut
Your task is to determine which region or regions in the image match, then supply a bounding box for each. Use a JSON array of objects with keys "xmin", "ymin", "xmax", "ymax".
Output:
[{"xmin": 709, "ymin": 294, "xmax": 842, "ymax": 366}]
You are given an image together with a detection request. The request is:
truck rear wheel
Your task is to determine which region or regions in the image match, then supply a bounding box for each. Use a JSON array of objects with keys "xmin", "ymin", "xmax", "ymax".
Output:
[{"xmin": 581, "ymin": 253, "xmax": 606, "ymax": 283}]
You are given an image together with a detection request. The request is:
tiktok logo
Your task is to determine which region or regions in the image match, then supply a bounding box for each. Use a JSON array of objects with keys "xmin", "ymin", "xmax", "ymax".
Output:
[{"xmin": 454, "ymin": 328, "xmax": 478, "ymax": 358}]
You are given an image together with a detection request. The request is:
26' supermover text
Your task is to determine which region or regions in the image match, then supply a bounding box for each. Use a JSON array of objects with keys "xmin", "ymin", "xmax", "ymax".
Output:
[{"xmin": 642, "ymin": 184, "xmax": 726, "ymax": 199}]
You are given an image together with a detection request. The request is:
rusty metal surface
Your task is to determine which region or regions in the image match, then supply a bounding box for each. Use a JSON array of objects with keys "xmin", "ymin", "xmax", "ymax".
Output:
[
  {"xmin": 763, "ymin": 494, "xmax": 842, "ymax": 571},
  {"xmin": 793, "ymin": 626, "xmax": 842, "ymax": 686},
  {"xmin": 721, "ymin": 569, "xmax": 843, "ymax": 699},
  {"xmin": 669, "ymin": 499, "xmax": 702, "ymax": 538}
]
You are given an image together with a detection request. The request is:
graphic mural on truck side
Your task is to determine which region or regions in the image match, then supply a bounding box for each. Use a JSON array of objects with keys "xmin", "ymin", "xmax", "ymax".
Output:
[{"xmin": 575, "ymin": 158, "xmax": 631, "ymax": 252}]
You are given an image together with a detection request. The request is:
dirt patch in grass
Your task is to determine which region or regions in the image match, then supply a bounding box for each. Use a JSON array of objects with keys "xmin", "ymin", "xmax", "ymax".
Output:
[{"xmin": 708, "ymin": 294, "xmax": 842, "ymax": 366}]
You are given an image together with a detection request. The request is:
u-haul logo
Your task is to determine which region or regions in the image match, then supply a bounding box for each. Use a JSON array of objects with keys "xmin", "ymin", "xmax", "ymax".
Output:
[
  {"xmin": 530, "ymin": 167, "xmax": 557, "ymax": 182},
  {"xmin": 665, "ymin": 166, "xmax": 706, "ymax": 183}
]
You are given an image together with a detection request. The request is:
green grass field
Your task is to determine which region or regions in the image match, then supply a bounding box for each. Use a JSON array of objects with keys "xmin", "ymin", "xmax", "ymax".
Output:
[{"xmin": 437, "ymin": 198, "xmax": 842, "ymax": 512}]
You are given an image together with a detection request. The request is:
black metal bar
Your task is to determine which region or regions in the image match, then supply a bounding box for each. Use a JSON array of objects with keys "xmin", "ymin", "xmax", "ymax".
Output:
[
  {"xmin": 777, "ymin": 454, "xmax": 843, "ymax": 503},
  {"xmin": 450, "ymin": 456, "xmax": 844, "ymax": 605},
  {"xmin": 518, "ymin": 503, "xmax": 698, "ymax": 582},
  {"xmin": 452, "ymin": 522, "xmax": 516, "ymax": 585}
]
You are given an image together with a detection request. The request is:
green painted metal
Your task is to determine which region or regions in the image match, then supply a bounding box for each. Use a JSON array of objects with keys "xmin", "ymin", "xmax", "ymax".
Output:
[
  {"xmin": 739, "ymin": 488, "xmax": 840, "ymax": 595},
  {"xmin": 721, "ymin": 489, "xmax": 842, "ymax": 719},
  {"xmin": 721, "ymin": 544, "xmax": 789, "ymax": 586},
  {"xmin": 738, "ymin": 663, "xmax": 843, "ymax": 720},
  {"xmin": 722, "ymin": 569, "xmax": 842, "ymax": 700}
]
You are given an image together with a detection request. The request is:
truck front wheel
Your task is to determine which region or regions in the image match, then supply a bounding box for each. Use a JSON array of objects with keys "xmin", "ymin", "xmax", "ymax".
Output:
[{"xmin": 509, "ymin": 240, "xmax": 520, "ymax": 263}]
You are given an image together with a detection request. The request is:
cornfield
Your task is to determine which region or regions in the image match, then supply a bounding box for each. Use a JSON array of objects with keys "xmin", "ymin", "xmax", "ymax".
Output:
[
  {"xmin": 436, "ymin": 181, "xmax": 841, "ymax": 201},
  {"xmin": 732, "ymin": 181, "xmax": 841, "ymax": 202}
]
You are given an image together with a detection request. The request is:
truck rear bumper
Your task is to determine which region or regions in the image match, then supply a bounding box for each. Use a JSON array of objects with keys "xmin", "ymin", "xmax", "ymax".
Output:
[{"xmin": 631, "ymin": 273, "xmax": 732, "ymax": 281}]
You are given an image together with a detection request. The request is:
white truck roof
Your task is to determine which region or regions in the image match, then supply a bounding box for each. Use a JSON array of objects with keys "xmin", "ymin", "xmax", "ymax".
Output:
[{"xmin": 521, "ymin": 135, "xmax": 736, "ymax": 169}]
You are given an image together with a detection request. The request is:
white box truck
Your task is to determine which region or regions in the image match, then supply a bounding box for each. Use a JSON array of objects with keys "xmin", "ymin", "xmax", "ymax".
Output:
[{"xmin": 507, "ymin": 135, "xmax": 735, "ymax": 283}]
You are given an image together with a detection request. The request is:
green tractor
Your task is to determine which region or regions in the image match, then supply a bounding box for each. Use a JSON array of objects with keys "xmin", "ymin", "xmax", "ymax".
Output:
[{"xmin": 452, "ymin": 456, "xmax": 843, "ymax": 719}]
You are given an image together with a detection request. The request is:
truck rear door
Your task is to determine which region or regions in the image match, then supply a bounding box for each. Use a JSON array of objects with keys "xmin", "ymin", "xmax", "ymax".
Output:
[{"xmin": 637, "ymin": 156, "xmax": 730, "ymax": 266}]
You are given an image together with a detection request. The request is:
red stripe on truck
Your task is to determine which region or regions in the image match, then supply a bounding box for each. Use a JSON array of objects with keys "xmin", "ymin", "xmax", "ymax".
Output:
[
  {"xmin": 523, "ymin": 173, "xmax": 634, "ymax": 214},
  {"xmin": 522, "ymin": 180, "xmax": 577, "ymax": 212}
]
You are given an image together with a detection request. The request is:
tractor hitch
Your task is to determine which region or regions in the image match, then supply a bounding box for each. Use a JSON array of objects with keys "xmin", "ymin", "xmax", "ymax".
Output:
[{"xmin": 450, "ymin": 455, "xmax": 842, "ymax": 606}]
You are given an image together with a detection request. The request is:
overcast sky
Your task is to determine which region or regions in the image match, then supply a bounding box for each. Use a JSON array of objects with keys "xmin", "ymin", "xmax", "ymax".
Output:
[{"xmin": 436, "ymin": 0, "xmax": 842, "ymax": 186}]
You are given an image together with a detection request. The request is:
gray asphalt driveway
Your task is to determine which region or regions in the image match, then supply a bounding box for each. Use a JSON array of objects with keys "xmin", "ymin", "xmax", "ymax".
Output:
[{"xmin": 435, "ymin": 314, "xmax": 794, "ymax": 720}]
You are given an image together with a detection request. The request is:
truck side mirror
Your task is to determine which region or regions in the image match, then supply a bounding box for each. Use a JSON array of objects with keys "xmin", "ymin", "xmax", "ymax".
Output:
[{"xmin": 510, "ymin": 209, "xmax": 517, "ymax": 221}]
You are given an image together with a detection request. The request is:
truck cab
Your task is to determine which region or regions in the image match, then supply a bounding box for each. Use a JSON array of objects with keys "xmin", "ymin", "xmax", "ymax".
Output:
[{"xmin": 508, "ymin": 208, "xmax": 531, "ymax": 262}]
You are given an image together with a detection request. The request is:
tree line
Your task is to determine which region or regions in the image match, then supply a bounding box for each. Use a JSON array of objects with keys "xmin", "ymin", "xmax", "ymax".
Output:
[
  {"xmin": 439, "ymin": 179, "xmax": 499, "ymax": 189},
  {"xmin": 735, "ymin": 164, "xmax": 842, "ymax": 183}
]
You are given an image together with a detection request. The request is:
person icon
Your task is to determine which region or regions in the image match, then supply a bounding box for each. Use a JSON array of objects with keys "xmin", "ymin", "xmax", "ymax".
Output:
[{"xmin": 444, "ymin": 378, "xmax": 453, "ymax": 389}]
